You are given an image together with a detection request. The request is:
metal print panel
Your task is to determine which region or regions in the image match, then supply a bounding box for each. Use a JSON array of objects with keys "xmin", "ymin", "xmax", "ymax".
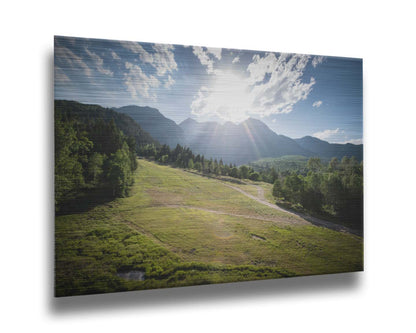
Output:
[{"xmin": 54, "ymin": 36, "xmax": 363, "ymax": 297}]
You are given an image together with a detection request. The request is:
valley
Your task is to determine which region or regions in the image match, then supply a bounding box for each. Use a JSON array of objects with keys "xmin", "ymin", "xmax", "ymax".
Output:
[{"xmin": 55, "ymin": 159, "xmax": 363, "ymax": 296}]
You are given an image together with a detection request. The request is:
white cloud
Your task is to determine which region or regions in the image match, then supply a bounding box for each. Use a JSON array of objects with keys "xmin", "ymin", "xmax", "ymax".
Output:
[
  {"xmin": 118, "ymin": 41, "xmax": 177, "ymax": 97},
  {"xmin": 248, "ymin": 53, "xmax": 315, "ymax": 115},
  {"xmin": 313, "ymin": 100, "xmax": 322, "ymax": 108},
  {"xmin": 55, "ymin": 46, "xmax": 91, "ymax": 77},
  {"xmin": 191, "ymin": 86, "xmax": 210, "ymax": 115},
  {"xmin": 164, "ymin": 75, "xmax": 175, "ymax": 89},
  {"xmin": 111, "ymin": 51, "xmax": 121, "ymax": 60},
  {"xmin": 192, "ymin": 46, "xmax": 223, "ymax": 74},
  {"xmin": 124, "ymin": 61, "xmax": 160, "ymax": 99},
  {"xmin": 85, "ymin": 48, "xmax": 113, "ymax": 76},
  {"xmin": 119, "ymin": 41, "xmax": 154, "ymax": 63},
  {"xmin": 313, "ymin": 128, "xmax": 343, "ymax": 140},
  {"xmin": 313, "ymin": 128, "xmax": 362, "ymax": 144},
  {"xmin": 312, "ymin": 56, "xmax": 324, "ymax": 68},
  {"xmin": 191, "ymin": 70, "xmax": 254, "ymax": 122},
  {"xmin": 206, "ymin": 47, "xmax": 222, "ymax": 60},
  {"xmin": 119, "ymin": 41, "xmax": 177, "ymax": 78},
  {"xmin": 232, "ymin": 56, "xmax": 240, "ymax": 64},
  {"xmin": 191, "ymin": 52, "xmax": 316, "ymax": 122},
  {"xmin": 54, "ymin": 66, "xmax": 70, "ymax": 83},
  {"xmin": 151, "ymin": 43, "xmax": 178, "ymax": 76},
  {"xmin": 339, "ymin": 138, "xmax": 363, "ymax": 145},
  {"xmin": 192, "ymin": 46, "xmax": 215, "ymax": 74}
]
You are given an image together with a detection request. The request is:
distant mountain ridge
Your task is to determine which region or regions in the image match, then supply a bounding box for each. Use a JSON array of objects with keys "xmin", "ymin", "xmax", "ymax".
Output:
[
  {"xmin": 60, "ymin": 101, "xmax": 362, "ymax": 164},
  {"xmin": 113, "ymin": 105, "xmax": 185, "ymax": 148},
  {"xmin": 112, "ymin": 104, "xmax": 363, "ymax": 164},
  {"xmin": 179, "ymin": 117, "xmax": 312, "ymax": 164},
  {"xmin": 295, "ymin": 136, "xmax": 363, "ymax": 161}
]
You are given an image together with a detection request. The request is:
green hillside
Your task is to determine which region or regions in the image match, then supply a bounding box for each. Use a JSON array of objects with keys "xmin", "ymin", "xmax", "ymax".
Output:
[
  {"xmin": 249, "ymin": 155, "xmax": 311, "ymax": 173},
  {"xmin": 55, "ymin": 159, "xmax": 363, "ymax": 296},
  {"xmin": 55, "ymin": 100, "xmax": 158, "ymax": 149}
]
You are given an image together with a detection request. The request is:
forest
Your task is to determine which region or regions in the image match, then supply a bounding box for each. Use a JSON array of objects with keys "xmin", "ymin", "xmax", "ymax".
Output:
[
  {"xmin": 271, "ymin": 157, "xmax": 363, "ymax": 230},
  {"xmin": 55, "ymin": 111, "xmax": 138, "ymax": 212}
]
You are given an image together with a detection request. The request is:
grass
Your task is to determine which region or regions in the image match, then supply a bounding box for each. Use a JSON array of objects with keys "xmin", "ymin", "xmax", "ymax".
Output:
[
  {"xmin": 226, "ymin": 179, "xmax": 275, "ymax": 204},
  {"xmin": 55, "ymin": 159, "xmax": 363, "ymax": 296}
]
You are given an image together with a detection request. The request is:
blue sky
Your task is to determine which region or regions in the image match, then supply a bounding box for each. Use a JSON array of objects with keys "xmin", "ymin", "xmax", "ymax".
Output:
[{"xmin": 55, "ymin": 36, "xmax": 362, "ymax": 144}]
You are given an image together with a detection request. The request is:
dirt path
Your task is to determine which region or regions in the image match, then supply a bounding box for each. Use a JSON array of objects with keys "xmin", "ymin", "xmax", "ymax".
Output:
[
  {"xmin": 221, "ymin": 182, "xmax": 361, "ymax": 236},
  {"xmin": 183, "ymin": 169, "xmax": 361, "ymax": 236},
  {"xmin": 256, "ymin": 185, "xmax": 265, "ymax": 200},
  {"xmin": 159, "ymin": 204, "xmax": 306, "ymax": 226}
]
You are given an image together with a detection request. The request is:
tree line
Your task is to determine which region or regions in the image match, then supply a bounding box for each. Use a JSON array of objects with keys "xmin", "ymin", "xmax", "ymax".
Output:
[
  {"xmin": 272, "ymin": 156, "xmax": 363, "ymax": 229},
  {"xmin": 139, "ymin": 143, "xmax": 261, "ymax": 181},
  {"xmin": 141, "ymin": 144, "xmax": 362, "ymax": 229},
  {"xmin": 56, "ymin": 114, "xmax": 362, "ymax": 228},
  {"xmin": 55, "ymin": 112, "xmax": 138, "ymax": 212}
]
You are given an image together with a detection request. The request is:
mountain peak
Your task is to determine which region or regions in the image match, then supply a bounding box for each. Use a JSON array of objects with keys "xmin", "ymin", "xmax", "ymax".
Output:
[
  {"xmin": 242, "ymin": 117, "xmax": 265, "ymax": 125},
  {"xmin": 241, "ymin": 117, "xmax": 271, "ymax": 131},
  {"xmin": 299, "ymin": 135, "xmax": 327, "ymax": 143},
  {"xmin": 114, "ymin": 105, "xmax": 184, "ymax": 148},
  {"xmin": 243, "ymin": 117, "xmax": 260, "ymax": 123},
  {"xmin": 180, "ymin": 117, "xmax": 198, "ymax": 126}
]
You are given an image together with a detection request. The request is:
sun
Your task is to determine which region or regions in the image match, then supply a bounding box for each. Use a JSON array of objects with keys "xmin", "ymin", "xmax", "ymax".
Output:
[{"xmin": 192, "ymin": 70, "xmax": 253, "ymax": 123}]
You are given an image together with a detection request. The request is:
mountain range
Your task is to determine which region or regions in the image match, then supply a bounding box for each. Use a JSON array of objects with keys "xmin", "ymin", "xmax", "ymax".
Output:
[
  {"xmin": 113, "ymin": 104, "xmax": 363, "ymax": 164},
  {"xmin": 56, "ymin": 101, "xmax": 363, "ymax": 165},
  {"xmin": 295, "ymin": 136, "xmax": 363, "ymax": 161},
  {"xmin": 179, "ymin": 117, "xmax": 312, "ymax": 164}
]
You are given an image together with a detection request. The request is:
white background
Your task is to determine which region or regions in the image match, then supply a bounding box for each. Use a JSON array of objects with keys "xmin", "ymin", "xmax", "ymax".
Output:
[{"xmin": 1, "ymin": 0, "xmax": 415, "ymax": 331}]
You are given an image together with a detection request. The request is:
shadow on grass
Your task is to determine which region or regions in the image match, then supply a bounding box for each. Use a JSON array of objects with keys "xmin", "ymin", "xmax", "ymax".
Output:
[
  {"xmin": 56, "ymin": 187, "xmax": 116, "ymax": 216},
  {"xmin": 49, "ymin": 271, "xmax": 362, "ymax": 314},
  {"xmin": 276, "ymin": 201, "xmax": 363, "ymax": 237}
]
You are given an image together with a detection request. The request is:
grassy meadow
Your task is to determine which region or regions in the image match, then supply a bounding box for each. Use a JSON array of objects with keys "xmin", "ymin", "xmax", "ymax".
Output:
[{"xmin": 55, "ymin": 159, "xmax": 363, "ymax": 296}]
